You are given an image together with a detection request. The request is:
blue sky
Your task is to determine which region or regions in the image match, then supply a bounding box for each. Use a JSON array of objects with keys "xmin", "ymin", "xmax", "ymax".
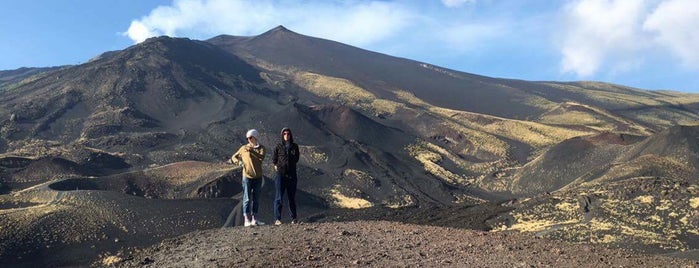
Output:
[{"xmin": 1, "ymin": 0, "xmax": 698, "ymax": 93}]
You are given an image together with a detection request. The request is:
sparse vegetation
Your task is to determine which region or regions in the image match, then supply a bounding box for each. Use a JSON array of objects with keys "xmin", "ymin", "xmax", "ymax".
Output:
[
  {"xmin": 329, "ymin": 185, "xmax": 373, "ymax": 209},
  {"xmin": 406, "ymin": 141, "xmax": 472, "ymax": 186}
]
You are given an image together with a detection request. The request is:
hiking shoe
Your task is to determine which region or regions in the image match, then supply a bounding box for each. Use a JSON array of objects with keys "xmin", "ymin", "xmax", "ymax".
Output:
[
  {"xmin": 244, "ymin": 220, "xmax": 252, "ymax": 227},
  {"xmin": 274, "ymin": 220, "xmax": 282, "ymax": 226}
]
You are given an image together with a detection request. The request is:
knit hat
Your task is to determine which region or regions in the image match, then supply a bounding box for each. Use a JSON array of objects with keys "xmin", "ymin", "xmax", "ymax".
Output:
[{"xmin": 246, "ymin": 129, "xmax": 259, "ymax": 139}]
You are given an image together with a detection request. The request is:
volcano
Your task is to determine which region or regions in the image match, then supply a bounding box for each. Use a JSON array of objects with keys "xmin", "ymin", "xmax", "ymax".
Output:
[{"xmin": 1, "ymin": 26, "xmax": 698, "ymax": 266}]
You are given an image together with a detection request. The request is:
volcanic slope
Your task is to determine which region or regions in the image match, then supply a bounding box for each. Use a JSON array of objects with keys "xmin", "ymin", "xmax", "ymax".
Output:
[
  {"xmin": 209, "ymin": 25, "xmax": 699, "ymax": 198},
  {"xmin": 1, "ymin": 25, "xmax": 699, "ymax": 266},
  {"xmin": 208, "ymin": 26, "xmax": 699, "ymax": 130},
  {"xmin": 497, "ymin": 125, "xmax": 699, "ymax": 258},
  {"xmin": 0, "ymin": 36, "xmax": 269, "ymax": 167},
  {"xmin": 0, "ymin": 160, "xmax": 329, "ymax": 267}
]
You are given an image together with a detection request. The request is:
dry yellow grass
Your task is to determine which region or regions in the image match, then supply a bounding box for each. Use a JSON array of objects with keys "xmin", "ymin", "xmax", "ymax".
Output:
[
  {"xmin": 295, "ymin": 73, "xmax": 374, "ymax": 104},
  {"xmin": 542, "ymin": 83, "xmax": 699, "ymax": 127},
  {"xmin": 329, "ymin": 186, "xmax": 373, "ymax": 209},
  {"xmin": 690, "ymin": 197, "xmax": 699, "ymax": 209},
  {"xmin": 382, "ymin": 194, "xmax": 416, "ymax": 208},
  {"xmin": 438, "ymin": 108, "xmax": 590, "ymax": 147},
  {"xmin": 555, "ymin": 202, "xmax": 577, "ymax": 212},
  {"xmin": 299, "ymin": 145, "xmax": 328, "ymax": 165},
  {"xmin": 396, "ymin": 90, "xmax": 591, "ymax": 149},
  {"xmin": 395, "ymin": 90, "xmax": 512, "ymax": 157},
  {"xmin": 293, "ymin": 72, "xmax": 405, "ymax": 116},
  {"xmin": 507, "ymin": 218, "xmax": 579, "ymax": 233},
  {"xmin": 500, "ymin": 184, "xmax": 696, "ymax": 251},
  {"xmin": 635, "ymin": 195, "xmax": 654, "ymax": 204},
  {"xmin": 406, "ymin": 141, "xmax": 471, "ymax": 186},
  {"xmin": 539, "ymin": 110, "xmax": 606, "ymax": 126},
  {"xmin": 656, "ymin": 199, "xmax": 672, "ymax": 211},
  {"xmin": 100, "ymin": 255, "xmax": 123, "ymax": 266}
]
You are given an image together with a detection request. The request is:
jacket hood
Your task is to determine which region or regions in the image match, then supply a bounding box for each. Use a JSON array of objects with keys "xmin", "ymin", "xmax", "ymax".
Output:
[{"xmin": 280, "ymin": 127, "xmax": 294, "ymax": 143}]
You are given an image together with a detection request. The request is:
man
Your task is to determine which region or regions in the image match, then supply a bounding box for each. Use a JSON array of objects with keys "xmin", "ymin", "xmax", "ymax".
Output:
[
  {"xmin": 231, "ymin": 129, "xmax": 265, "ymax": 227},
  {"xmin": 272, "ymin": 127, "xmax": 300, "ymax": 225}
]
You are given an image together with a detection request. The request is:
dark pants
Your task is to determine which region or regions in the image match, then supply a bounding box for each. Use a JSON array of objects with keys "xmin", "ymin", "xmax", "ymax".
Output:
[{"xmin": 274, "ymin": 173, "xmax": 297, "ymax": 221}]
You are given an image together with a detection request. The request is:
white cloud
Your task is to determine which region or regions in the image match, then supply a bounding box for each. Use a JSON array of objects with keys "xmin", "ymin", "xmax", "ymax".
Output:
[
  {"xmin": 558, "ymin": 0, "xmax": 699, "ymax": 78},
  {"xmin": 441, "ymin": 0, "xmax": 476, "ymax": 8},
  {"xmin": 644, "ymin": 0, "xmax": 699, "ymax": 69},
  {"xmin": 558, "ymin": 0, "xmax": 649, "ymax": 77},
  {"xmin": 126, "ymin": 21, "xmax": 161, "ymax": 43},
  {"xmin": 124, "ymin": 0, "xmax": 413, "ymax": 47},
  {"xmin": 122, "ymin": 0, "xmax": 698, "ymax": 91}
]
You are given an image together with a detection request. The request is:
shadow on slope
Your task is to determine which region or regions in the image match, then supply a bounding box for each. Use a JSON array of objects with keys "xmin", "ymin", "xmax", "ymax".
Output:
[{"xmin": 510, "ymin": 132, "xmax": 646, "ymax": 196}]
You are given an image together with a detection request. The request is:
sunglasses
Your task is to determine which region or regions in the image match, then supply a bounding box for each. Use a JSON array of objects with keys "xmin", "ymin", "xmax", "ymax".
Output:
[{"xmin": 282, "ymin": 132, "xmax": 290, "ymax": 135}]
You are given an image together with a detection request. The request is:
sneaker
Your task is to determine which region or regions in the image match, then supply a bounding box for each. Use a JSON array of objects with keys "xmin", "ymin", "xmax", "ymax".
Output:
[
  {"xmin": 274, "ymin": 220, "xmax": 282, "ymax": 226},
  {"xmin": 244, "ymin": 220, "xmax": 252, "ymax": 227},
  {"xmin": 291, "ymin": 219, "xmax": 298, "ymax": 224},
  {"xmin": 251, "ymin": 216, "xmax": 266, "ymax": 226}
]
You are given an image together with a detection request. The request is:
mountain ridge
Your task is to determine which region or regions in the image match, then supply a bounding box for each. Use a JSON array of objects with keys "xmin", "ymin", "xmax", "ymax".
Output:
[{"xmin": 1, "ymin": 26, "xmax": 698, "ymax": 266}]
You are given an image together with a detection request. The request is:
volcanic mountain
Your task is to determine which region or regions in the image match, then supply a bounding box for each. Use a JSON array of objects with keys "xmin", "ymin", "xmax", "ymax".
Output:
[{"xmin": 1, "ymin": 26, "xmax": 698, "ymax": 266}]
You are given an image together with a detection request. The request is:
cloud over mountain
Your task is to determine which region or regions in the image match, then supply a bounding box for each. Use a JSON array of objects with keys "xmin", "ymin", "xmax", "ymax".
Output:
[
  {"xmin": 123, "ymin": 0, "xmax": 699, "ymax": 93},
  {"xmin": 559, "ymin": 0, "xmax": 699, "ymax": 77}
]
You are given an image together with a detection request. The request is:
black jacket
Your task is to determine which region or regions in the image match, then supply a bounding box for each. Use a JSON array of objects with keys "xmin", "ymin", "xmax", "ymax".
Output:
[{"xmin": 273, "ymin": 130, "xmax": 300, "ymax": 176}]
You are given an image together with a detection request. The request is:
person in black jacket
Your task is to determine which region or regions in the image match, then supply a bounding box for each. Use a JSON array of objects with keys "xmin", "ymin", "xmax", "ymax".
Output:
[{"xmin": 272, "ymin": 127, "xmax": 300, "ymax": 225}]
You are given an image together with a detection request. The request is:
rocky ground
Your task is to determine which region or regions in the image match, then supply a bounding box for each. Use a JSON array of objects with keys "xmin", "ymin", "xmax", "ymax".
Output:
[{"xmin": 111, "ymin": 221, "xmax": 698, "ymax": 267}]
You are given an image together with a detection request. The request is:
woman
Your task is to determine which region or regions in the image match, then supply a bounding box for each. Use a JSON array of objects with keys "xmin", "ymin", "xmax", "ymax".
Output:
[{"xmin": 231, "ymin": 129, "xmax": 266, "ymax": 227}]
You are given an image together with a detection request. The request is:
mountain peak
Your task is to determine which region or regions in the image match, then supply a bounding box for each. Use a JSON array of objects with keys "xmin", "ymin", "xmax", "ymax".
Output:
[
  {"xmin": 268, "ymin": 25, "xmax": 292, "ymax": 33},
  {"xmin": 255, "ymin": 25, "xmax": 300, "ymax": 40}
]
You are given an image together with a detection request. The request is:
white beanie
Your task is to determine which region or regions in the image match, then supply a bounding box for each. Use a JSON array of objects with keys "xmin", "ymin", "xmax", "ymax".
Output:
[{"xmin": 246, "ymin": 129, "xmax": 259, "ymax": 139}]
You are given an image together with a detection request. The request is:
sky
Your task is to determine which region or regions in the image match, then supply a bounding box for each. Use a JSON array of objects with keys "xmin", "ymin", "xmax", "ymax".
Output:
[{"xmin": 1, "ymin": 0, "xmax": 698, "ymax": 93}]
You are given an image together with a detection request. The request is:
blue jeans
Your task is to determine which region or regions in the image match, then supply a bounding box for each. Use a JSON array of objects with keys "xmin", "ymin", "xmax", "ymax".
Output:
[
  {"xmin": 274, "ymin": 173, "xmax": 297, "ymax": 221},
  {"xmin": 242, "ymin": 177, "xmax": 262, "ymax": 216}
]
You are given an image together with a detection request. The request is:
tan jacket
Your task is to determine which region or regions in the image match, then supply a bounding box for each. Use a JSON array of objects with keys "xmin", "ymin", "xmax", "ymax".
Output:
[{"xmin": 231, "ymin": 144, "xmax": 266, "ymax": 179}]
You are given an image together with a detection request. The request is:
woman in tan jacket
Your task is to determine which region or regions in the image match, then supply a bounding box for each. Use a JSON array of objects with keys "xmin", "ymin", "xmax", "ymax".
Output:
[{"xmin": 231, "ymin": 129, "xmax": 266, "ymax": 227}]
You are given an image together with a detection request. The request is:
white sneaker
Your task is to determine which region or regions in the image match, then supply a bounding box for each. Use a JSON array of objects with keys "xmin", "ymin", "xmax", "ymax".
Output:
[
  {"xmin": 244, "ymin": 220, "xmax": 252, "ymax": 227},
  {"xmin": 274, "ymin": 220, "xmax": 282, "ymax": 226}
]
